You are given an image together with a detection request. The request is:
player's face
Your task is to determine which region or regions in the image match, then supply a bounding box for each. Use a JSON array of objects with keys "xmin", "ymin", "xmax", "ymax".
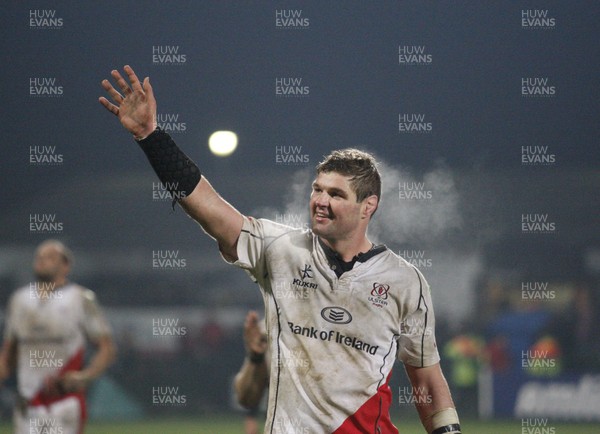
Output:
[
  {"xmin": 33, "ymin": 245, "xmax": 69, "ymax": 282},
  {"xmin": 310, "ymin": 172, "xmax": 364, "ymax": 242}
]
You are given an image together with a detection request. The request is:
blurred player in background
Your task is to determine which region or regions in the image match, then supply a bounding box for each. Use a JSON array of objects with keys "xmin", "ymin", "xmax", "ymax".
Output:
[
  {"xmin": 100, "ymin": 65, "xmax": 460, "ymax": 433},
  {"xmin": 234, "ymin": 311, "xmax": 268, "ymax": 434},
  {"xmin": 0, "ymin": 240, "xmax": 116, "ymax": 434}
]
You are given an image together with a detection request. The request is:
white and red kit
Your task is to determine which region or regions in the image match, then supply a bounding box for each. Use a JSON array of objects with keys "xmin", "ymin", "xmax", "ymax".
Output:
[
  {"xmin": 4, "ymin": 283, "xmax": 111, "ymax": 434},
  {"xmin": 227, "ymin": 217, "xmax": 440, "ymax": 433}
]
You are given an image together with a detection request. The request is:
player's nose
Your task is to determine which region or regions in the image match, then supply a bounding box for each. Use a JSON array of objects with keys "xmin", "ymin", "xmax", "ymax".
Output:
[{"xmin": 314, "ymin": 192, "xmax": 330, "ymax": 207}]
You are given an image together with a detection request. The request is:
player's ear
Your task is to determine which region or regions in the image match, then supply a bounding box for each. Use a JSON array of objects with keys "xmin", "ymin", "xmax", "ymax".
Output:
[{"xmin": 362, "ymin": 195, "xmax": 378, "ymax": 219}]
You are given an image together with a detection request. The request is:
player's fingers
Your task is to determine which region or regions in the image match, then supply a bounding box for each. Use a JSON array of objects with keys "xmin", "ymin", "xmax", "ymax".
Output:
[
  {"xmin": 143, "ymin": 76, "xmax": 154, "ymax": 100},
  {"xmin": 101, "ymin": 79, "xmax": 124, "ymax": 104},
  {"xmin": 111, "ymin": 69, "xmax": 133, "ymax": 96},
  {"xmin": 99, "ymin": 97, "xmax": 120, "ymax": 116},
  {"xmin": 124, "ymin": 65, "xmax": 143, "ymax": 93}
]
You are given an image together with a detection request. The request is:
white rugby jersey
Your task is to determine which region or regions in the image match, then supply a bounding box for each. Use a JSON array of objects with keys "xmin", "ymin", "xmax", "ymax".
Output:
[
  {"xmin": 228, "ymin": 217, "xmax": 440, "ymax": 433},
  {"xmin": 4, "ymin": 283, "xmax": 111, "ymax": 402}
]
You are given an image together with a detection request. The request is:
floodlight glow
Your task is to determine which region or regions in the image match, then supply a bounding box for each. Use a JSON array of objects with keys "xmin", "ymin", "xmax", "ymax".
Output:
[{"xmin": 208, "ymin": 131, "xmax": 238, "ymax": 157}]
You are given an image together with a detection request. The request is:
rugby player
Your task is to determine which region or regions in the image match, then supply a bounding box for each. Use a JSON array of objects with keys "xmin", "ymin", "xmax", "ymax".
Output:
[
  {"xmin": 99, "ymin": 65, "xmax": 460, "ymax": 433},
  {"xmin": 0, "ymin": 240, "xmax": 115, "ymax": 434}
]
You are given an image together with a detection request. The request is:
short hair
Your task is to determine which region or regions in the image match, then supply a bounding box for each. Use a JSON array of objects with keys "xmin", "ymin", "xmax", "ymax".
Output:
[
  {"xmin": 36, "ymin": 239, "xmax": 74, "ymax": 265},
  {"xmin": 316, "ymin": 148, "xmax": 382, "ymax": 205}
]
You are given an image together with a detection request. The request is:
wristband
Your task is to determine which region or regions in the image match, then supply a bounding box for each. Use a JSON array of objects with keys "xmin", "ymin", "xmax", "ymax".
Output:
[
  {"xmin": 136, "ymin": 128, "xmax": 201, "ymax": 206},
  {"xmin": 248, "ymin": 352, "xmax": 265, "ymax": 364},
  {"xmin": 431, "ymin": 425, "xmax": 461, "ymax": 434},
  {"xmin": 429, "ymin": 408, "xmax": 461, "ymax": 434}
]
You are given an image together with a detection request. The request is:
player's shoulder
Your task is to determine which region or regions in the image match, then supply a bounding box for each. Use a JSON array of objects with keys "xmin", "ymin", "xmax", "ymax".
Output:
[
  {"xmin": 69, "ymin": 284, "xmax": 98, "ymax": 302},
  {"xmin": 375, "ymin": 249, "xmax": 415, "ymax": 272},
  {"xmin": 375, "ymin": 249, "xmax": 428, "ymax": 286},
  {"xmin": 55, "ymin": 282, "xmax": 97, "ymax": 303},
  {"xmin": 246, "ymin": 216, "xmax": 311, "ymax": 243},
  {"xmin": 11, "ymin": 285, "xmax": 32, "ymax": 302}
]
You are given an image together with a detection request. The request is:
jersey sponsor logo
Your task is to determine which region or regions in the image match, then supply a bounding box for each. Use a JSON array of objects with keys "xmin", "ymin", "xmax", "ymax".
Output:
[
  {"xmin": 275, "ymin": 264, "xmax": 318, "ymax": 298},
  {"xmin": 368, "ymin": 283, "xmax": 390, "ymax": 308},
  {"xmin": 320, "ymin": 306, "xmax": 352, "ymax": 324},
  {"xmin": 287, "ymin": 321, "xmax": 379, "ymax": 356},
  {"xmin": 300, "ymin": 264, "xmax": 313, "ymax": 280},
  {"xmin": 290, "ymin": 278, "xmax": 318, "ymax": 289}
]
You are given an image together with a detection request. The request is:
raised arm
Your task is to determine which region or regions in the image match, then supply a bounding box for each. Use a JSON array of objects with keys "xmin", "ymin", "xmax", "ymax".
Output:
[
  {"xmin": 405, "ymin": 363, "xmax": 461, "ymax": 434},
  {"xmin": 99, "ymin": 65, "xmax": 243, "ymax": 260}
]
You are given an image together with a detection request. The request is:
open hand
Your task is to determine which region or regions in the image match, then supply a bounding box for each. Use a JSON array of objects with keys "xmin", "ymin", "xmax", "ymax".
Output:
[{"xmin": 99, "ymin": 65, "xmax": 157, "ymax": 140}]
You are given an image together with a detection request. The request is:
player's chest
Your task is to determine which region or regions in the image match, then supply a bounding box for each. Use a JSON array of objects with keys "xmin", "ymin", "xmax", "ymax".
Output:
[
  {"xmin": 269, "ymin": 257, "xmax": 400, "ymax": 325},
  {"xmin": 271, "ymin": 247, "xmax": 394, "ymax": 290},
  {"xmin": 18, "ymin": 297, "xmax": 80, "ymax": 339}
]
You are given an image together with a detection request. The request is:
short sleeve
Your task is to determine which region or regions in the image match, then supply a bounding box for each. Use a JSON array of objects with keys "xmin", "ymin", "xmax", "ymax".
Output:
[
  {"xmin": 226, "ymin": 217, "xmax": 272, "ymax": 283},
  {"xmin": 81, "ymin": 289, "xmax": 112, "ymax": 341},
  {"xmin": 397, "ymin": 268, "xmax": 440, "ymax": 367}
]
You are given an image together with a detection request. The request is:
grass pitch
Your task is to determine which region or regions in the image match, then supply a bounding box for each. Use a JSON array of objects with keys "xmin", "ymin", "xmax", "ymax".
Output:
[{"xmin": 2, "ymin": 415, "xmax": 600, "ymax": 433}]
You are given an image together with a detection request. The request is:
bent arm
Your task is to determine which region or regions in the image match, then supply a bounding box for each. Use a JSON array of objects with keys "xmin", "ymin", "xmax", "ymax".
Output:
[
  {"xmin": 61, "ymin": 335, "xmax": 116, "ymax": 393},
  {"xmin": 81, "ymin": 335, "xmax": 116, "ymax": 381},
  {"xmin": 234, "ymin": 311, "xmax": 269, "ymax": 408},
  {"xmin": 405, "ymin": 363, "xmax": 460, "ymax": 433}
]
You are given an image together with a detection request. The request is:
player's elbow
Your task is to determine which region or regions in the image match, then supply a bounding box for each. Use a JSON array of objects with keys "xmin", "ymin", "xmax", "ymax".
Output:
[
  {"xmin": 99, "ymin": 336, "xmax": 117, "ymax": 368},
  {"xmin": 106, "ymin": 339, "xmax": 117, "ymax": 366}
]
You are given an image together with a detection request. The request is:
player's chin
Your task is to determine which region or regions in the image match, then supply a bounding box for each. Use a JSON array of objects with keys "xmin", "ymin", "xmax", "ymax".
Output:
[{"xmin": 311, "ymin": 220, "xmax": 331, "ymax": 236}]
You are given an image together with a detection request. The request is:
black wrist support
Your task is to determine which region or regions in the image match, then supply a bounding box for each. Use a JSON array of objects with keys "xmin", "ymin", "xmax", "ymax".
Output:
[
  {"xmin": 248, "ymin": 352, "xmax": 266, "ymax": 364},
  {"xmin": 136, "ymin": 128, "xmax": 201, "ymax": 206},
  {"xmin": 431, "ymin": 424, "xmax": 461, "ymax": 434}
]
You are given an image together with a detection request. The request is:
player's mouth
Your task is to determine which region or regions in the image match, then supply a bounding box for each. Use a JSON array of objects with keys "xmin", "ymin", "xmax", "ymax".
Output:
[{"xmin": 313, "ymin": 209, "xmax": 333, "ymax": 223}]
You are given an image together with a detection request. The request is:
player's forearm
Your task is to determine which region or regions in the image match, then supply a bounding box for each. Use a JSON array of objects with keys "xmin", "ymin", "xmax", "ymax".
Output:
[
  {"xmin": 82, "ymin": 336, "xmax": 116, "ymax": 381},
  {"xmin": 136, "ymin": 129, "xmax": 243, "ymax": 258},
  {"xmin": 234, "ymin": 358, "xmax": 269, "ymax": 409},
  {"xmin": 415, "ymin": 386, "xmax": 457, "ymax": 433},
  {"xmin": 406, "ymin": 363, "xmax": 460, "ymax": 433}
]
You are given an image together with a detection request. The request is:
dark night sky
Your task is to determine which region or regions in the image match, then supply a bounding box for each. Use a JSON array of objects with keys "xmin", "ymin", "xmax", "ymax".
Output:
[{"xmin": 1, "ymin": 1, "xmax": 598, "ymax": 306}]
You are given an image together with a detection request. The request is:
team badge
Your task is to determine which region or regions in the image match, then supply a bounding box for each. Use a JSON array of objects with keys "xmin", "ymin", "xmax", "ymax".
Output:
[{"xmin": 368, "ymin": 283, "xmax": 390, "ymax": 308}]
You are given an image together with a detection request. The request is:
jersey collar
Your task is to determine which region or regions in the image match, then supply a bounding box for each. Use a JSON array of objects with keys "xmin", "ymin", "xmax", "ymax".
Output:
[{"xmin": 318, "ymin": 238, "xmax": 387, "ymax": 278}]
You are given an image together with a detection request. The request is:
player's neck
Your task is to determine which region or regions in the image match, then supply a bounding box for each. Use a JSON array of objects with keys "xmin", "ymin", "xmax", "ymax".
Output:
[
  {"xmin": 320, "ymin": 236, "xmax": 372, "ymax": 262},
  {"xmin": 37, "ymin": 277, "xmax": 67, "ymax": 289}
]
